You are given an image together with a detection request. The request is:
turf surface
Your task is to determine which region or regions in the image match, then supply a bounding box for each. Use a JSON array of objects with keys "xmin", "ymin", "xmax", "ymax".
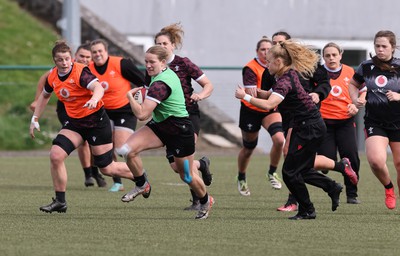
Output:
[{"xmin": 0, "ymin": 153, "xmax": 399, "ymax": 256}]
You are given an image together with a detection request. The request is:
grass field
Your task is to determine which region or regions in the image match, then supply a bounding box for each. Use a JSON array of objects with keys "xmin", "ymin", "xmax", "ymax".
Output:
[{"xmin": 1, "ymin": 152, "xmax": 400, "ymax": 256}]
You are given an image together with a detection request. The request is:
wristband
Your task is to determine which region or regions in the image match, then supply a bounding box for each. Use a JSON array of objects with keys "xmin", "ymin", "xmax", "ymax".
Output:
[
  {"xmin": 31, "ymin": 115, "xmax": 38, "ymax": 123},
  {"xmin": 243, "ymin": 94, "xmax": 252, "ymax": 103}
]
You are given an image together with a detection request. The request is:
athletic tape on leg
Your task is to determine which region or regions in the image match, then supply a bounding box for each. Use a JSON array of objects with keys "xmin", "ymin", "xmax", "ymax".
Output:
[
  {"xmin": 115, "ymin": 144, "xmax": 131, "ymax": 160},
  {"xmin": 183, "ymin": 159, "xmax": 192, "ymax": 183}
]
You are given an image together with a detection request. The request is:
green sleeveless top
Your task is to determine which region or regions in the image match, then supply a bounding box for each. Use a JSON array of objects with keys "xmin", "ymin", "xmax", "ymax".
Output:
[{"xmin": 150, "ymin": 68, "xmax": 188, "ymax": 123}]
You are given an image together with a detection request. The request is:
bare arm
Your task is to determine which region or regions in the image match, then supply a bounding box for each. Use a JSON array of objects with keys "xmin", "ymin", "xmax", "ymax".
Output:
[
  {"xmin": 84, "ymin": 81, "xmax": 104, "ymax": 109},
  {"xmin": 191, "ymin": 75, "xmax": 214, "ymax": 102},
  {"xmin": 30, "ymin": 70, "xmax": 50, "ymax": 112},
  {"xmin": 235, "ymin": 86, "xmax": 282, "ymax": 110},
  {"xmin": 256, "ymin": 88, "xmax": 272, "ymax": 99},
  {"xmin": 127, "ymin": 87, "xmax": 157, "ymax": 121},
  {"xmin": 30, "ymin": 91, "xmax": 52, "ymax": 138},
  {"xmin": 347, "ymin": 89, "xmax": 367, "ymax": 116},
  {"xmin": 349, "ymin": 78, "xmax": 363, "ymax": 107}
]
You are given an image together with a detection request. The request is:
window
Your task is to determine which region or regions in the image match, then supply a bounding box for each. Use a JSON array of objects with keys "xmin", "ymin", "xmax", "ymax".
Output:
[
  {"xmin": 127, "ymin": 35, "xmax": 154, "ymax": 52},
  {"xmin": 301, "ymin": 39, "xmax": 374, "ymax": 67}
]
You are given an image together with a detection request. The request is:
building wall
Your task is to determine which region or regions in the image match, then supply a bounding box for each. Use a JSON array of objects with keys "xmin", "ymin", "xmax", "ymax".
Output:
[
  {"xmin": 80, "ymin": 0, "xmax": 398, "ymax": 152},
  {"xmin": 80, "ymin": 0, "xmax": 400, "ymax": 66}
]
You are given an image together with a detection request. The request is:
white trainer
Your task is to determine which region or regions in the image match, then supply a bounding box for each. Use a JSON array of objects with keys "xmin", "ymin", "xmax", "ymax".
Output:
[
  {"xmin": 121, "ymin": 181, "xmax": 151, "ymax": 202},
  {"xmin": 195, "ymin": 196, "xmax": 214, "ymax": 220},
  {"xmin": 237, "ymin": 179, "xmax": 250, "ymax": 196},
  {"xmin": 268, "ymin": 173, "xmax": 282, "ymax": 189}
]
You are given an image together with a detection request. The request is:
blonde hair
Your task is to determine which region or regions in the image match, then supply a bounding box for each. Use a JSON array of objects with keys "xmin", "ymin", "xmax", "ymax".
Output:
[
  {"xmin": 154, "ymin": 22, "xmax": 184, "ymax": 50},
  {"xmin": 146, "ymin": 45, "xmax": 169, "ymax": 61},
  {"xmin": 269, "ymin": 40, "xmax": 319, "ymax": 78}
]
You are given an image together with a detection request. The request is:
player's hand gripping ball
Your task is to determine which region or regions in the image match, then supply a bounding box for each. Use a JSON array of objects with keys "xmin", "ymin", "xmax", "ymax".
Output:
[{"xmin": 134, "ymin": 87, "xmax": 147, "ymax": 104}]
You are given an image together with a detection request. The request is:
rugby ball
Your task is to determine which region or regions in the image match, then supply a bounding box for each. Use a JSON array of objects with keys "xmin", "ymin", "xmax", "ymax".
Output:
[{"xmin": 134, "ymin": 87, "xmax": 147, "ymax": 104}]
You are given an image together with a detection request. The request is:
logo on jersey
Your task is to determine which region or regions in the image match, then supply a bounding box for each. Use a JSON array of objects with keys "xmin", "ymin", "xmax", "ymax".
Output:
[
  {"xmin": 69, "ymin": 79, "xmax": 75, "ymax": 84},
  {"xmin": 60, "ymin": 88, "xmax": 70, "ymax": 98},
  {"xmin": 174, "ymin": 65, "xmax": 179, "ymax": 71},
  {"xmin": 330, "ymin": 85, "xmax": 342, "ymax": 97},
  {"xmin": 375, "ymin": 75, "xmax": 388, "ymax": 87},
  {"xmin": 109, "ymin": 70, "xmax": 116, "ymax": 77},
  {"xmin": 101, "ymin": 81, "xmax": 109, "ymax": 91}
]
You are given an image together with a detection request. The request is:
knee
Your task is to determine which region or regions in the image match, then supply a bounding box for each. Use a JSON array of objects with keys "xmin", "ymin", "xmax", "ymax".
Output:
[
  {"xmin": 49, "ymin": 146, "xmax": 67, "ymax": 165},
  {"xmin": 368, "ymin": 157, "xmax": 384, "ymax": 171},
  {"xmin": 115, "ymin": 144, "xmax": 130, "ymax": 159},
  {"xmin": 51, "ymin": 134, "xmax": 75, "ymax": 163},
  {"xmin": 243, "ymin": 138, "xmax": 258, "ymax": 150},
  {"xmin": 116, "ymin": 143, "xmax": 142, "ymax": 160},
  {"xmin": 271, "ymin": 135, "xmax": 285, "ymax": 149}
]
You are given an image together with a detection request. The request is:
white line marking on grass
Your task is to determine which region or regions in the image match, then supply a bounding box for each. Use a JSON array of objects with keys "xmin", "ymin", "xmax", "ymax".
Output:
[{"xmin": 161, "ymin": 182, "xmax": 187, "ymax": 186}]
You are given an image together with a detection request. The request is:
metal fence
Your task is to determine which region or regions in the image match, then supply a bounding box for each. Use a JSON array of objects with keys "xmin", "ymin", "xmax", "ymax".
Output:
[{"xmin": 0, "ymin": 65, "xmax": 365, "ymax": 152}]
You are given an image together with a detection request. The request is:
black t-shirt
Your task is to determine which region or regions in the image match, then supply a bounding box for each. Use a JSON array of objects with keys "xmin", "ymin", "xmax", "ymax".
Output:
[
  {"xmin": 353, "ymin": 58, "xmax": 400, "ymax": 129},
  {"xmin": 272, "ymin": 69, "xmax": 321, "ymax": 127}
]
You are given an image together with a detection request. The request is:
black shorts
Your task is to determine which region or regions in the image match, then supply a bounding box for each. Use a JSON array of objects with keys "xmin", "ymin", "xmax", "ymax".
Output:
[
  {"xmin": 147, "ymin": 117, "xmax": 195, "ymax": 158},
  {"xmin": 239, "ymin": 105, "xmax": 277, "ymax": 132},
  {"xmin": 189, "ymin": 113, "xmax": 200, "ymax": 135},
  {"xmin": 164, "ymin": 114, "xmax": 200, "ymax": 162},
  {"xmin": 106, "ymin": 105, "xmax": 137, "ymax": 131},
  {"xmin": 284, "ymin": 119, "xmax": 326, "ymax": 173},
  {"xmin": 62, "ymin": 108, "xmax": 113, "ymax": 146},
  {"xmin": 56, "ymin": 100, "xmax": 68, "ymax": 127},
  {"xmin": 364, "ymin": 124, "xmax": 400, "ymax": 142}
]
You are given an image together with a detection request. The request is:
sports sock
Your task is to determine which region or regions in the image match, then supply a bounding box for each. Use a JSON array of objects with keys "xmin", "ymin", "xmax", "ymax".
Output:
[
  {"xmin": 268, "ymin": 165, "xmax": 277, "ymax": 175},
  {"xmin": 113, "ymin": 176, "xmax": 122, "ymax": 184},
  {"xmin": 91, "ymin": 166, "xmax": 100, "ymax": 176},
  {"xmin": 55, "ymin": 191, "xmax": 66, "ymax": 203},
  {"xmin": 333, "ymin": 161, "xmax": 345, "ymax": 173},
  {"xmin": 199, "ymin": 193, "xmax": 209, "ymax": 205},
  {"xmin": 83, "ymin": 167, "xmax": 92, "ymax": 178},
  {"xmin": 385, "ymin": 181, "xmax": 394, "ymax": 189},
  {"xmin": 238, "ymin": 172, "xmax": 246, "ymax": 181},
  {"xmin": 134, "ymin": 174, "xmax": 146, "ymax": 187}
]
